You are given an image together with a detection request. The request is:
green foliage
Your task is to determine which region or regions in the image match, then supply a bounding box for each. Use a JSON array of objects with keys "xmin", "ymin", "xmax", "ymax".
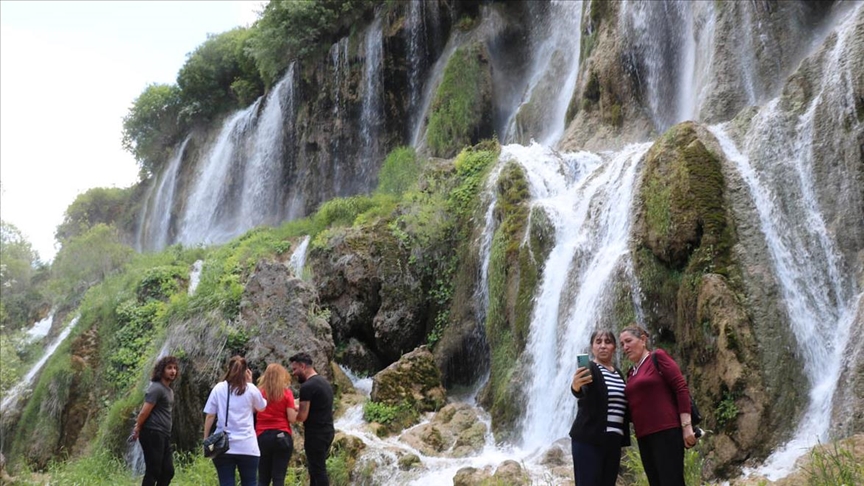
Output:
[
  {"xmin": 50, "ymin": 224, "xmax": 135, "ymax": 299},
  {"xmin": 247, "ymin": 0, "xmax": 374, "ymax": 86},
  {"xmin": 377, "ymin": 146, "xmax": 420, "ymax": 196},
  {"xmin": 122, "ymin": 83, "xmax": 185, "ymax": 178},
  {"xmin": 55, "ymin": 187, "xmax": 136, "ymax": 243},
  {"xmin": 0, "ymin": 220, "xmax": 45, "ymax": 328},
  {"xmin": 105, "ymin": 299, "xmax": 165, "ymax": 389},
  {"xmin": 427, "ymin": 43, "xmax": 490, "ymax": 157},
  {"xmin": 715, "ymin": 392, "xmax": 739, "ymax": 428},
  {"xmin": 804, "ymin": 441, "xmax": 864, "ymax": 485},
  {"xmin": 449, "ymin": 144, "xmax": 498, "ymax": 219},
  {"xmin": 136, "ymin": 265, "xmax": 186, "ymax": 302},
  {"xmin": 326, "ymin": 442, "xmax": 354, "ymax": 486},
  {"xmin": 362, "ymin": 400, "xmax": 402, "ymax": 424},
  {"xmin": 176, "ymin": 27, "xmax": 263, "ymax": 123},
  {"xmin": 0, "ymin": 333, "xmax": 24, "ymax": 395}
]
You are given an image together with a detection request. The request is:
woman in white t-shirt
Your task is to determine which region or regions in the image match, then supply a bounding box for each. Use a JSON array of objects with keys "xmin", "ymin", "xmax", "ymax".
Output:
[{"xmin": 204, "ymin": 356, "xmax": 267, "ymax": 486}]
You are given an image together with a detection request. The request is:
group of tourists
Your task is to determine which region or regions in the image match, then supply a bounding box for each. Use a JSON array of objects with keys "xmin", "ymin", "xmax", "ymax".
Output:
[
  {"xmin": 569, "ymin": 325, "xmax": 698, "ymax": 486},
  {"xmin": 132, "ymin": 352, "xmax": 334, "ymax": 486}
]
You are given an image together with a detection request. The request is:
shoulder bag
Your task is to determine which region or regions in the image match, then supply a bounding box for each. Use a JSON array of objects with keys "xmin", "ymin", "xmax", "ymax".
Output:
[{"xmin": 203, "ymin": 383, "xmax": 231, "ymax": 458}]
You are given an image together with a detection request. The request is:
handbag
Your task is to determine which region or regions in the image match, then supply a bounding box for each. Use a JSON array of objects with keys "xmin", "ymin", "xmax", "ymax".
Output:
[{"xmin": 203, "ymin": 383, "xmax": 231, "ymax": 458}]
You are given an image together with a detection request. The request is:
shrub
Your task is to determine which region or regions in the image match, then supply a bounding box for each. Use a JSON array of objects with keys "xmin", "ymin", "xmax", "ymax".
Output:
[
  {"xmin": 122, "ymin": 83, "xmax": 185, "ymax": 178},
  {"xmin": 377, "ymin": 147, "xmax": 420, "ymax": 196}
]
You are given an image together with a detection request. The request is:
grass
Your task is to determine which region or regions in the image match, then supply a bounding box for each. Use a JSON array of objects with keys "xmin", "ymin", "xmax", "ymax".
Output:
[{"xmin": 804, "ymin": 440, "xmax": 864, "ymax": 485}]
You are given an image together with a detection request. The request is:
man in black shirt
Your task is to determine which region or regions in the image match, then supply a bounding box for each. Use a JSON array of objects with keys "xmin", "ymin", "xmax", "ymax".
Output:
[
  {"xmin": 131, "ymin": 355, "xmax": 179, "ymax": 486},
  {"xmin": 289, "ymin": 352, "xmax": 334, "ymax": 486}
]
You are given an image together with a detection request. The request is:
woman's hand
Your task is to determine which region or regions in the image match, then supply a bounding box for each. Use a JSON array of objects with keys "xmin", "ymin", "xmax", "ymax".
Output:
[
  {"xmin": 683, "ymin": 424, "xmax": 697, "ymax": 448},
  {"xmin": 571, "ymin": 367, "xmax": 593, "ymax": 393},
  {"xmin": 245, "ymin": 368, "xmax": 253, "ymax": 383}
]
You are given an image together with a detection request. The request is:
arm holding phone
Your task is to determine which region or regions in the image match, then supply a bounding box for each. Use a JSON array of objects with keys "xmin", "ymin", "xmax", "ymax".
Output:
[{"xmin": 571, "ymin": 354, "xmax": 594, "ymax": 395}]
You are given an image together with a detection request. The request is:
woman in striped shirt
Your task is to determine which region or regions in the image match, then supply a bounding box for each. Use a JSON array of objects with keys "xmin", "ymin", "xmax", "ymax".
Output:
[{"xmin": 569, "ymin": 329, "xmax": 631, "ymax": 486}]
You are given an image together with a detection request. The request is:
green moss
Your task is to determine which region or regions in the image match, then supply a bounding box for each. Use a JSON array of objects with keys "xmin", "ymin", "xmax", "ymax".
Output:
[{"xmin": 426, "ymin": 44, "xmax": 492, "ymax": 158}]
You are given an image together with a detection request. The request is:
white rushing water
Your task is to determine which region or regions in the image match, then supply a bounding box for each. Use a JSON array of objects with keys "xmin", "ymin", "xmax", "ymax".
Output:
[
  {"xmin": 25, "ymin": 312, "xmax": 54, "ymax": 344},
  {"xmin": 359, "ymin": 12, "xmax": 384, "ymax": 184},
  {"xmin": 137, "ymin": 136, "xmax": 191, "ymax": 251},
  {"xmin": 289, "ymin": 235, "xmax": 311, "ymax": 278},
  {"xmin": 502, "ymin": 0, "xmax": 584, "ymax": 146},
  {"xmin": 188, "ymin": 260, "xmax": 204, "ymax": 296},
  {"xmin": 711, "ymin": 4, "xmax": 862, "ymax": 478},
  {"xmin": 513, "ymin": 142, "xmax": 650, "ymax": 449},
  {"xmin": 1, "ymin": 316, "xmax": 80, "ymax": 414}
]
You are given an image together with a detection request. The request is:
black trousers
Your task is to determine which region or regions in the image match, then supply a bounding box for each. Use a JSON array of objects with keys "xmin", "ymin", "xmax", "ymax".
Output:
[
  {"xmin": 637, "ymin": 427, "xmax": 685, "ymax": 486},
  {"xmin": 304, "ymin": 430, "xmax": 334, "ymax": 486},
  {"xmin": 257, "ymin": 429, "xmax": 294, "ymax": 486},
  {"xmin": 139, "ymin": 428, "xmax": 174, "ymax": 486}
]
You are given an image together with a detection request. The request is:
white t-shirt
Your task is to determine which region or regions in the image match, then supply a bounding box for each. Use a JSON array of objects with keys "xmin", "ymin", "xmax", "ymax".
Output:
[{"xmin": 203, "ymin": 381, "xmax": 267, "ymax": 456}]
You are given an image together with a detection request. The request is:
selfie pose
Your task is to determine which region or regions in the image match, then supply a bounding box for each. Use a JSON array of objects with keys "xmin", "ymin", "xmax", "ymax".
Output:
[
  {"xmin": 620, "ymin": 325, "xmax": 696, "ymax": 486},
  {"xmin": 569, "ymin": 329, "xmax": 630, "ymax": 486}
]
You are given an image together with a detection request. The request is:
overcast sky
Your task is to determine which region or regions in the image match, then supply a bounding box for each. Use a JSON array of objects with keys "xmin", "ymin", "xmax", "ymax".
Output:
[{"xmin": 0, "ymin": 1, "xmax": 263, "ymax": 262}]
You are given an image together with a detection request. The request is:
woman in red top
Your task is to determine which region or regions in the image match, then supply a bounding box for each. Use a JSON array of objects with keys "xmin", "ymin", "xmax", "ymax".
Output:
[
  {"xmin": 256, "ymin": 363, "xmax": 298, "ymax": 486},
  {"xmin": 619, "ymin": 326, "xmax": 697, "ymax": 486}
]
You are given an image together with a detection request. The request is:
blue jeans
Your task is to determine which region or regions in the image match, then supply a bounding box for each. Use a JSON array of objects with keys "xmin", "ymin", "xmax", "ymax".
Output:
[
  {"xmin": 572, "ymin": 434, "xmax": 623, "ymax": 486},
  {"xmin": 212, "ymin": 453, "xmax": 259, "ymax": 486}
]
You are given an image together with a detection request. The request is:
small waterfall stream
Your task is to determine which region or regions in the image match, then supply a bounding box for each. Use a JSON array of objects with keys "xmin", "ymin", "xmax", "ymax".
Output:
[
  {"xmin": 289, "ymin": 235, "xmax": 311, "ymax": 278},
  {"xmin": 1, "ymin": 316, "xmax": 80, "ymax": 414},
  {"xmin": 359, "ymin": 13, "xmax": 384, "ymax": 185},
  {"xmin": 24, "ymin": 312, "xmax": 54, "ymax": 344}
]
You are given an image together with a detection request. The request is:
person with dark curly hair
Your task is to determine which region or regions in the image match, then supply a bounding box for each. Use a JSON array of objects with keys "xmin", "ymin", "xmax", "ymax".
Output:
[
  {"xmin": 131, "ymin": 355, "xmax": 179, "ymax": 486},
  {"xmin": 289, "ymin": 352, "xmax": 333, "ymax": 486}
]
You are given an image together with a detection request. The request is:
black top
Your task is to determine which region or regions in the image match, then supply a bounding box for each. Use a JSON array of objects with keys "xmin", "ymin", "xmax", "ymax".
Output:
[
  {"xmin": 569, "ymin": 362, "xmax": 631, "ymax": 447},
  {"xmin": 299, "ymin": 375, "xmax": 334, "ymax": 434}
]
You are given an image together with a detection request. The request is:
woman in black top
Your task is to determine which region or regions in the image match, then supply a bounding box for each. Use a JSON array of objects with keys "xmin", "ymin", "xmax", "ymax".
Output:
[{"xmin": 570, "ymin": 329, "xmax": 630, "ymax": 486}]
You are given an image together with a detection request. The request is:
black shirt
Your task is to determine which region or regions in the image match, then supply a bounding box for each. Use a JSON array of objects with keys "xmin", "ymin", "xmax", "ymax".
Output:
[{"xmin": 299, "ymin": 375, "xmax": 334, "ymax": 434}]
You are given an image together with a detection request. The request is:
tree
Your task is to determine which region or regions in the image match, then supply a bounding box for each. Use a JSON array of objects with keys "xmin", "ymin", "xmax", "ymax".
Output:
[
  {"xmin": 176, "ymin": 27, "xmax": 263, "ymax": 123},
  {"xmin": 55, "ymin": 187, "xmax": 135, "ymax": 243},
  {"xmin": 122, "ymin": 83, "xmax": 185, "ymax": 178},
  {"xmin": 0, "ymin": 221, "xmax": 43, "ymax": 328},
  {"xmin": 51, "ymin": 224, "xmax": 134, "ymax": 296}
]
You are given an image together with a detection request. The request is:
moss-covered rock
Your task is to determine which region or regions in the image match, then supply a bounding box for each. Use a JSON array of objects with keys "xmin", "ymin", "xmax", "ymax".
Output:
[
  {"xmin": 370, "ymin": 346, "xmax": 446, "ymax": 419},
  {"xmin": 426, "ymin": 42, "xmax": 494, "ymax": 158}
]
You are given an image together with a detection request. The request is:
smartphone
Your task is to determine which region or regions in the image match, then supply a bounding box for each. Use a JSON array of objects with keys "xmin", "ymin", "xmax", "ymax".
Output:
[{"xmin": 577, "ymin": 354, "xmax": 590, "ymax": 369}]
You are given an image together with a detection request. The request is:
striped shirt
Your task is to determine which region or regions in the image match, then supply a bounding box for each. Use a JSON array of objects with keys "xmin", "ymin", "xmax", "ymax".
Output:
[{"xmin": 600, "ymin": 366, "xmax": 627, "ymax": 436}]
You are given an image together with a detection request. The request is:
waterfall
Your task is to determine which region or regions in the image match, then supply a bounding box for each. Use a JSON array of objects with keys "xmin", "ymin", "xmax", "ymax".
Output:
[
  {"xmin": 1, "ymin": 316, "xmax": 80, "ymax": 414},
  {"xmin": 501, "ymin": 0, "xmax": 584, "ymax": 146},
  {"xmin": 360, "ymin": 13, "xmax": 384, "ymax": 184},
  {"xmin": 513, "ymin": 142, "xmax": 650, "ymax": 449},
  {"xmin": 475, "ymin": 163, "xmax": 506, "ymax": 325},
  {"xmin": 177, "ymin": 102, "xmax": 259, "ymax": 246},
  {"xmin": 407, "ymin": 0, "xmax": 428, "ymax": 137},
  {"xmin": 289, "ymin": 235, "xmax": 311, "ymax": 278},
  {"xmin": 188, "ymin": 260, "xmax": 204, "ymax": 295},
  {"xmin": 705, "ymin": 8, "xmax": 862, "ymax": 477},
  {"xmin": 136, "ymin": 136, "xmax": 191, "ymax": 251},
  {"xmin": 329, "ymin": 37, "xmax": 350, "ymax": 195},
  {"xmin": 176, "ymin": 64, "xmax": 295, "ymax": 247},
  {"xmin": 237, "ymin": 66, "xmax": 293, "ymax": 225},
  {"xmin": 25, "ymin": 312, "xmax": 54, "ymax": 344},
  {"xmin": 620, "ymin": 0, "xmax": 717, "ymax": 131}
]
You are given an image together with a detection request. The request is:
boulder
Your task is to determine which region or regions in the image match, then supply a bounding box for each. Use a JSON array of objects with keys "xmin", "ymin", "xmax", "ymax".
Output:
[{"xmin": 371, "ymin": 346, "xmax": 446, "ymax": 413}]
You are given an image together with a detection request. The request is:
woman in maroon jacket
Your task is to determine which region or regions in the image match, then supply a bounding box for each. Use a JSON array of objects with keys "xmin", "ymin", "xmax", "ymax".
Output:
[{"xmin": 619, "ymin": 326, "xmax": 697, "ymax": 486}]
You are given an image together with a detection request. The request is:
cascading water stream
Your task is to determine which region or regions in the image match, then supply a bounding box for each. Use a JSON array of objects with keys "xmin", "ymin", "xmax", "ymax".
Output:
[
  {"xmin": 329, "ymin": 37, "xmax": 350, "ymax": 195},
  {"xmin": 514, "ymin": 142, "xmax": 651, "ymax": 449},
  {"xmin": 188, "ymin": 260, "xmax": 204, "ymax": 295},
  {"xmin": 1, "ymin": 316, "xmax": 80, "ymax": 414},
  {"xmin": 359, "ymin": 13, "xmax": 384, "ymax": 184},
  {"xmin": 289, "ymin": 235, "xmax": 311, "ymax": 278},
  {"xmin": 501, "ymin": 0, "xmax": 584, "ymax": 146},
  {"xmin": 237, "ymin": 66, "xmax": 293, "ymax": 225},
  {"xmin": 619, "ymin": 0, "xmax": 717, "ymax": 131},
  {"xmin": 177, "ymin": 102, "xmax": 260, "ymax": 246},
  {"xmin": 705, "ymin": 9, "xmax": 862, "ymax": 475},
  {"xmin": 137, "ymin": 136, "xmax": 191, "ymax": 251},
  {"xmin": 25, "ymin": 312, "xmax": 54, "ymax": 344}
]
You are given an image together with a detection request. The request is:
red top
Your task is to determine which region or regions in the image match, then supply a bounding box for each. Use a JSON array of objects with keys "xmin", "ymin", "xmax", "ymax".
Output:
[
  {"xmin": 624, "ymin": 349, "xmax": 690, "ymax": 438},
  {"xmin": 255, "ymin": 388, "xmax": 295, "ymax": 436}
]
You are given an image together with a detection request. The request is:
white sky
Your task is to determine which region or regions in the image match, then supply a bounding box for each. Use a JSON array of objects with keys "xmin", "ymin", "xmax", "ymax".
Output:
[{"xmin": 0, "ymin": 0, "xmax": 264, "ymax": 262}]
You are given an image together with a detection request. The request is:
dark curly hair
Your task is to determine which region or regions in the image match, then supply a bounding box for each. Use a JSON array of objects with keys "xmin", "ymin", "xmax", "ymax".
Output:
[{"xmin": 151, "ymin": 356, "xmax": 179, "ymax": 382}]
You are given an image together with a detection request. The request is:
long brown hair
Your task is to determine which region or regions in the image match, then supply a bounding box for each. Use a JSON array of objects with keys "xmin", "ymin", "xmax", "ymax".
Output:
[
  {"xmin": 257, "ymin": 363, "xmax": 291, "ymax": 404},
  {"xmin": 223, "ymin": 355, "xmax": 248, "ymax": 395}
]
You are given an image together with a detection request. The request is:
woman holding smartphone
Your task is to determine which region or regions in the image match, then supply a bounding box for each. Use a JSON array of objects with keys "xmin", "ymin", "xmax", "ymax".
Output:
[
  {"xmin": 569, "ymin": 329, "xmax": 630, "ymax": 486},
  {"xmin": 619, "ymin": 325, "xmax": 696, "ymax": 486}
]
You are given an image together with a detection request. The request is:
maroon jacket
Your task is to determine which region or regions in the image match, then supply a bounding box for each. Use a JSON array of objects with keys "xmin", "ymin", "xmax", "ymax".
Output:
[{"xmin": 624, "ymin": 349, "xmax": 690, "ymax": 438}]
